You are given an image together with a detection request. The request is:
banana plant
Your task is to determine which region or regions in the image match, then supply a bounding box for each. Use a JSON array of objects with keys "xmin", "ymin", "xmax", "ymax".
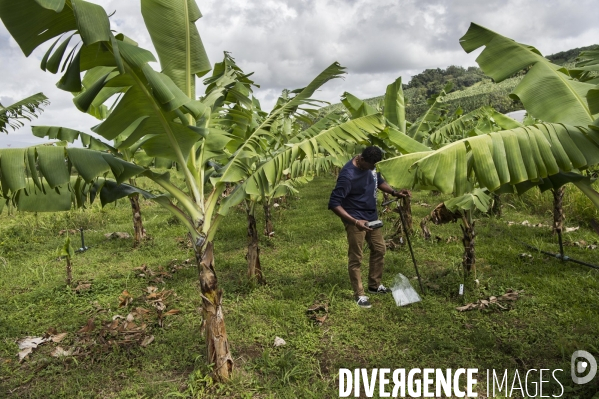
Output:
[
  {"xmin": 426, "ymin": 105, "xmax": 524, "ymax": 150},
  {"xmin": 0, "ymin": 0, "xmax": 386, "ymax": 380},
  {"xmin": 378, "ymin": 23, "xmax": 599, "ymax": 223},
  {"xmin": 378, "ymin": 123, "xmax": 599, "ymax": 204},
  {"xmin": 419, "ymin": 189, "xmax": 492, "ymax": 273},
  {"xmin": 459, "ymin": 23, "xmax": 599, "ymax": 223},
  {"xmin": 460, "ymin": 24, "xmax": 598, "ymax": 128},
  {"xmin": 30, "ymin": 125, "xmax": 175, "ymax": 245},
  {"xmin": 407, "ymin": 82, "xmax": 453, "ymax": 142},
  {"xmin": 0, "ymin": 93, "xmax": 50, "ymax": 134},
  {"xmin": 243, "ymin": 175, "xmax": 311, "ymax": 284},
  {"xmin": 243, "ymin": 156, "xmax": 334, "ymax": 283},
  {"xmin": 373, "ymin": 71, "xmax": 594, "ymax": 273},
  {"xmin": 570, "ymin": 48, "xmax": 599, "ymax": 85},
  {"xmin": 340, "ymin": 78, "xmax": 430, "ymax": 238},
  {"xmin": 56, "ymin": 235, "xmax": 75, "ymax": 287},
  {"xmin": 232, "ymin": 106, "xmax": 368, "ymax": 282}
]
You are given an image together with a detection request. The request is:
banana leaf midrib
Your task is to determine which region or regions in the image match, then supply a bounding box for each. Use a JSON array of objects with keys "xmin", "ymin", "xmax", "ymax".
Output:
[
  {"xmin": 549, "ymin": 65, "xmax": 593, "ymax": 121},
  {"xmin": 119, "ymin": 59, "xmax": 202, "ymax": 208},
  {"xmin": 408, "ymin": 94, "xmax": 445, "ymax": 140}
]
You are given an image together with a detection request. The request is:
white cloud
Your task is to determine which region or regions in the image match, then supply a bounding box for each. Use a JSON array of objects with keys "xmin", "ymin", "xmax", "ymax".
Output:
[{"xmin": 1, "ymin": 0, "xmax": 597, "ymax": 147}]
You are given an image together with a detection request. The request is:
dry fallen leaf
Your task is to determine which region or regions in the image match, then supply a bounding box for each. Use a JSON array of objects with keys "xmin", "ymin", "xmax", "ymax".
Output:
[
  {"xmin": 307, "ymin": 303, "xmax": 327, "ymax": 313},
  {"xmin": 107, "ymin": 319, "xmax": 119, "ymax": 330},
  {"xmin": 135, "ymin": 307, "xmax": 150, "ymax": 315},
  {"xmin": 17, "ymin": 336, "xmax": 46, "ymax": 349},
  {"xmin": 146, "ymin": 286, "xmax": 158, "ymax": 294},
  {"xmin": 163, "ymin": 309, "xmax": 181, "ymax": 316},
  {"xmin": 306, "ymin": 296, "xmax": 329, "ymax": 325},
  {"xmin": 140, "ymin": 335, "xmax": 154, "ymax": 347},
  {"xmin": 564, "ymin": 226, "xmax": 580, "ymax": 233},
  {"xmin": 16, "ymin": 336, "xmax": 48, "ymax": 362},
  {"xmin": 18, "ymin": 347, "xmax": 33, "ymax": 362},
  {"xmin": 73, "ymin": 283, "xmax": 91, "ymax": 293},
  {"xmin": 274, "ymin": 337, "xmax": 286, "ymax": 347},
  {"xmin": 456, "ymin": 289, "xmax": 522, "ymax": 312},
  {"xmin": 118, "ymin": 290, "xmax": 133, "ymax": 308},
  {"xmin": 51, "ymin": 333, "xmax": 68, "ymax": 343},
  {"xmin": 51, "ymin": 346, "xmax": 73, "ymax": 358},
  {"xmin": 78, "ymin": 318, "xmax": 96, "ymax": 333}
]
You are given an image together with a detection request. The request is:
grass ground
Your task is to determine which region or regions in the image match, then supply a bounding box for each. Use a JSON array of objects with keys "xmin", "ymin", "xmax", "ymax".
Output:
[{"xmin": 1, "ymin": 175, "xmax": 599, "ymax": 398}]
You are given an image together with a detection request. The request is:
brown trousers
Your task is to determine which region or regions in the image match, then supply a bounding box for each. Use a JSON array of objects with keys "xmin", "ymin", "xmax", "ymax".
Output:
[{"xmin": 344, "ymin": 223, "xmax": 386, "ymax": 298}]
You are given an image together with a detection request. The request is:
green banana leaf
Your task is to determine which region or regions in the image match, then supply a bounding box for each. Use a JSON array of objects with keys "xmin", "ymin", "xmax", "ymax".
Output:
[
  {"xmin": 378, "ymin": 123, "xmax": 599, "ymax": 196},
  {"xmin": 0, "ymin": 146, "xmax": 145, "ymax": 199},
  {"xmin": 383, "ymin": 77, "xmax": 406, "ymax": 133},
  {"xmin": 219, "ymin": 114, "xmax": 386, "ymax": 215},
  {"xmin": 407, "ymin": 82, "xmax": 452, "ymax": 142},
  {"xmin": 32, "ymin": 125, "xmax": 117, "ymax": 153},
  {"xmin": 215, "ymin": 62, "xmax": 346, "ymax": 184},
  {"xmin": 0, "ymin": 93, "xmax": 49, "ymax": 133},
  {"xmin": 341, "ymin": 92, "xmax": 378, "ymax": 119},
  {"xmin": 141, "ymin": 0, "xmax": 211, "ymax": 98},
  {"xmin": 444, "ymin": 188, "xmax": 492, "ymax": 213},
  {"xmin": 460, "ymin": 23, "xmax": 597, "ymax": 126},
  {"xmin": 428, "ymin": 106, "xmax": 523, "ymax": 149}
]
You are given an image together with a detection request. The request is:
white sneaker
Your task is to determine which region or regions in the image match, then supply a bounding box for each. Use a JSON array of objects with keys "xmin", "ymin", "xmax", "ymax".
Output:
[
  {"xmin": 356, "ymin": 296, "xmax": 372, "ymax": 309},
  {"xmin": 368, "ymin": 284, "xmax": 392, "ymax": 294}
]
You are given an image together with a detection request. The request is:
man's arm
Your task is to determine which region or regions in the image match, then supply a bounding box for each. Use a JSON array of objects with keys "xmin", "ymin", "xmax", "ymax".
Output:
[
  {"xmin": 378, "ymin": 181, "xmax": 411, "ymax": 198},
  {"xmin": 330, "ymin": 205, "xmax": 373, "ymax": 231}
]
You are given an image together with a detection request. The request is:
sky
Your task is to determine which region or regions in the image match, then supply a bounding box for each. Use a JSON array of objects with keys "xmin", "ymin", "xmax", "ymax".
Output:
[{"xmin": 1, "ymin": 0, "xmax": 598, "ymax": 147}]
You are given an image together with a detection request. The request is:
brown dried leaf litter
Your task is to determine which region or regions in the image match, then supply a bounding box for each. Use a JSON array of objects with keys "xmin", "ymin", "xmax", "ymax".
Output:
[
  {"xmin": 16, "ymin": 287, "xmax": 181, "ymax": 362},
  {"xmin": 456, "ymin": 289, "xmax": 523, "ymax": 312},
  {"xmin": 507, "ymin": 220, "xmax": 579, "ymax": 232},
  {"xmin": 306, "ymin": 295, "xmax": 329, "ymax": 325}
]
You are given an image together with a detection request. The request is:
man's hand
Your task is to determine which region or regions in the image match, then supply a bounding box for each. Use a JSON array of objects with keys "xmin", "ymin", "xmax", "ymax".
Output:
[
  {"xmin": 392, "ymin": 189, "xmax": 411, "ymax": 198},
  {"xmin": 355, "ymin": 220, "xmax": 373, "ymax": 231}
]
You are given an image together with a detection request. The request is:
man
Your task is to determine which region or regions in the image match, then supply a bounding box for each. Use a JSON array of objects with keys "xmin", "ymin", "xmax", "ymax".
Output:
[{"xmin": 328, "ymin": 146, "xmax": 410, "ymax": 309}]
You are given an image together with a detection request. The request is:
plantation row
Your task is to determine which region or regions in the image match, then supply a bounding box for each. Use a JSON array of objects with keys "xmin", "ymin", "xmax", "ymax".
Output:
[{"xmin": 0, "ymin": 0, "xmax": 598, "ymax": 389}]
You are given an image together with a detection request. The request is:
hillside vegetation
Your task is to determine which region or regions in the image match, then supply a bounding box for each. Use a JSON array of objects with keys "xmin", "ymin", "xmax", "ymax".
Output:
[{"xmin": 319, "ymin": 45, "xmax": 598, "ymax": 122}]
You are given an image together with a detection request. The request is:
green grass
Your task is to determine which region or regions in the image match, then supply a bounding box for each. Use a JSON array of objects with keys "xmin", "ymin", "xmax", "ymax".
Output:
[{"xmin": 1, "ymin": 176, "xmax": 599, "ymax": 398}]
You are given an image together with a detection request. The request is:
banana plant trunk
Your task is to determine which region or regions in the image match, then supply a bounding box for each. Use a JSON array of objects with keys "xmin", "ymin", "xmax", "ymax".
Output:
[
  {"xmin": 460, "ymin": 211, "xmax": 476, "ymax": 274},
  {"xmin": 552, "ymin": 186, "xmax": 565, "ymax": 234},
  {"xmin": 247, "ymin": 211, "xmax": 265, "ymax": 284},
  {"xmin": 399, "ymin": 196, "xmax": 413, "ymax": 234},
  {"xmin": 195, "ymin": 242, "xmax": 233, "ymax": 381},
  {"xmin": 490, "ymin": 193, "xmax": 502, "ymax": 217},
  {"xmin": 129, "ymin": 193, "xmax": 147, "ymax": 246},
  {"xmin": 393, "ymin": 196, "xmax": 413, "ymax": 236},
  {"xmin": 263, "ymin": 202, "xmax": 274, "ymax": 238},
  {"xmin": 420, "ymin": 216, "xmax": 432, "ymax": 240}
]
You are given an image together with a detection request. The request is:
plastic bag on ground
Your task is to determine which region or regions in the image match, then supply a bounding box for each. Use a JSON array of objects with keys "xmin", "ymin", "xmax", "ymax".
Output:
[{"xmin": 391, "ymin": 273, "xmax": 422, "ymax": 306}]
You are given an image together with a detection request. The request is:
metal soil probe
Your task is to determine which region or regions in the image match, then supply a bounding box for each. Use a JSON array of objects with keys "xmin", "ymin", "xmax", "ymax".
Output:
[{"xmin": 383, "ymin": 198, "xmax": 425, "ymax": 294}]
